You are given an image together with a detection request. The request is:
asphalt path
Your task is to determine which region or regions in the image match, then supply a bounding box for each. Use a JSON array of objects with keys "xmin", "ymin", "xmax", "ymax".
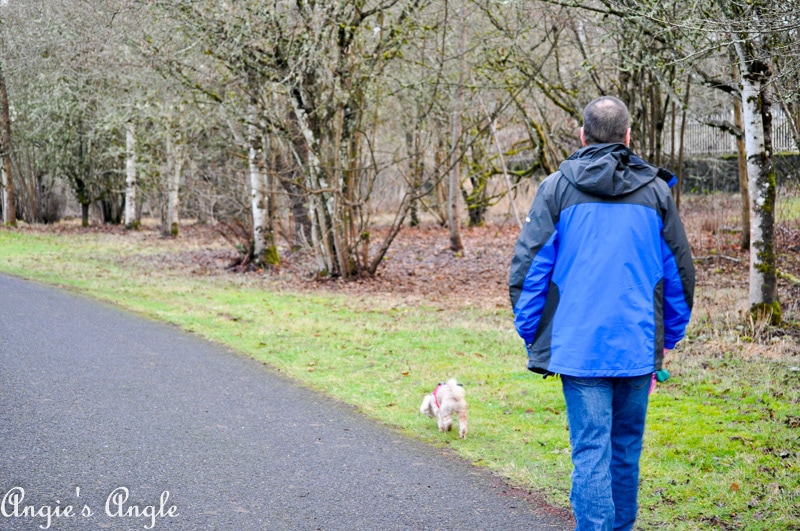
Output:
[{"xmin": 0, "ymin": 273, "xmax": 572, "ymax": 530}]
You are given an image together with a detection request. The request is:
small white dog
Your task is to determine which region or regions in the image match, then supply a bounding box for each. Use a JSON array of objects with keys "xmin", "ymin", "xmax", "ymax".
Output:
[{"xmin": 420, "ymin": 379, "xmax": 468, "ymax": 439}]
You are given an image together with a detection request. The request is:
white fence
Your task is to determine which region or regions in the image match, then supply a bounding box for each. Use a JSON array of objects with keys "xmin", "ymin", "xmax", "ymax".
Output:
[
  {"xmin": 505, "ymin": 107, "xmax": 798, "ymax": 171},
  {"xmin": 668, "ymin": 107, "xmax": 798, "ymax": 156}
]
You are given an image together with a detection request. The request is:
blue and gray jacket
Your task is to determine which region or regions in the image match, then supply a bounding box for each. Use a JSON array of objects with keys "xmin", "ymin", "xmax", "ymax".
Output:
[{"xmin": 509, "ymin": 143, "xmax": 695, "ymax": 377}]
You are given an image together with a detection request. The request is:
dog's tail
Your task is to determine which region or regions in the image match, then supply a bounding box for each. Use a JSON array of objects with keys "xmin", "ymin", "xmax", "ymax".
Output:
[
  {"xmin": 445, "ymin": 378, "xmax": 466, "ymax": 400},
  {"xmin": 420, "ymin": 394, "xmax": 435, "ymax": 417}
]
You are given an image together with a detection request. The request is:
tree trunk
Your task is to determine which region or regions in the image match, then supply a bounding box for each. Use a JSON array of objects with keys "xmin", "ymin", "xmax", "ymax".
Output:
[
  {"xmin": 328, "ymin": 101, "xmax": 349, "ymax": 276},
  {"xmin": 265, "ymin": 135, "xmax": 279, "ymax": 265},
  {"xmin": 405, "ymin": 130, "xmax": 421, "ymax": 227},
  {"xmin": 278, "ymin": 177, "xmax": 311, "ymax": 250},
  {"xmin": 290, "ymin": 95, "xmax": 335, "ymax": 274},
  {"xmin": 675, "ymin": 79, "xmax": 690, "ymax": 210},
  {"xmin": 732, "ymin": 82, "xmax": 750, "ymax": 251},
  {"xmin": 0, "ymin": 61, "xmax": 16, "ymax": 226},
  {"xmin": 165, "ymin": 130, "xmax": 184, "ymax": 237},
  {"xmin": 736, "ymin": 44, "xmax": 780, "ymax": 323},
  {"xmin": 448, "ymin": 120, "xmax": 464, "ymax": 251},
  {"xmin": 448, "ymin": 8, "xmax": 466, "ymax": 252},
  {"xmin": 434, "ymin": 130, "xmax": 448, "ymax": 226},
  {"xmin": 124, "ymin": 123, "xmax": 138, "ymax": 229},
  {"xmin": 479, "ymin": 94, "xmax": 521, "ymax": 228},
  {"xmin": 81, "ymin": 202, "xmax": 90, "ymax": 227},
  {"xmin": 247, "ymin": 119, "xmax": 269, "ymax": 262}
]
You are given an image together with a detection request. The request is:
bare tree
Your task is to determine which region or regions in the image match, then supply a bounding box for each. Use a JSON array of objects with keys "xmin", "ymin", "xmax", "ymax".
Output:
[
  {"xmin": 447, "ymin": 3, "xmax": 465, "ymax": 251},
  {"xmin": 553, "ymin": 0, "xmax": 787, "ymax": 321},
  {"xmin": 0, "ymin": 59, "xmax": 14, "ymax": 226},
  {"xmin": 148, "ymin": 0, "xmax": 432, "ymax": 276},
  {"xmin": 0, "ymin": 5, "xmax": 15, "ymax": 226},
  {"xmin": 720, "ymin": 0, "xmax": 780, "ymax": 322}
]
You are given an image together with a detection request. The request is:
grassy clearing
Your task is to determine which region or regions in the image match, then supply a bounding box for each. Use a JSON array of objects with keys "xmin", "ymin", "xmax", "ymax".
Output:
[{"xmin": 1, "ymin": 226, "xmax": 798, "ymax": 529}]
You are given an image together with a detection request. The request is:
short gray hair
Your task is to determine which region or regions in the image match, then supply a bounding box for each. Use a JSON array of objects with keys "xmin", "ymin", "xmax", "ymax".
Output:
[{"xmin": 582, "ymin": 96, "xmax": 630, "ymax": 145}]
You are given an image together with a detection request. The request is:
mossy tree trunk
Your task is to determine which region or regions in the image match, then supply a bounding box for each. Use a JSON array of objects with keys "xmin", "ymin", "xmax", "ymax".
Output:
[{"xmin": 735, "ymin": 42, "xmax": 780, "ymax": 323}]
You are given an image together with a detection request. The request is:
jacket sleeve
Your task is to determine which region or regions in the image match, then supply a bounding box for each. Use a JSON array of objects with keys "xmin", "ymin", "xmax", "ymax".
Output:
[
  {"xmin": 509, "ymin": 175, "xmax": 560, "ymax": 345},
  {"xmin": 660, "ymin": 193, "xmax": 695, "ymax": 348}
]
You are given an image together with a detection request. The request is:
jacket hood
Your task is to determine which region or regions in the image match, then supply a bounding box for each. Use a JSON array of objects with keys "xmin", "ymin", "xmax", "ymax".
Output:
[{"xmin": 559, "ymin": 143, "xmax": 658, "ymax": 198}]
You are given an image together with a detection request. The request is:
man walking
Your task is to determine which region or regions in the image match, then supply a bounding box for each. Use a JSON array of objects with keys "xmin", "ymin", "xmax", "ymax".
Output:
[{"xmin": 509, "ymin": 96, "xmax": 695, "ymax": 530}]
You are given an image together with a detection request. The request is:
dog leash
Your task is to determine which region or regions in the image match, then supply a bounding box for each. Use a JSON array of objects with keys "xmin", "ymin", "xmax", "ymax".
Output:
[
  {"xmin": 432, "ymin": 381, "xmax": 466, "ymax": 408},
  {"xmin": 432, "ymin": 384, "xmax": 443, "ymax": 408}
]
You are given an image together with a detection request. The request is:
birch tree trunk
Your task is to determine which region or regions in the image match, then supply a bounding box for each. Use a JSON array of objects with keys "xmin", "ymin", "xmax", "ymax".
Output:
[
  {"xmin": 0, "ymin": 61, "xmax": 16, "ymax": 226},
  {"xmin": 736, "ymin": 42, "xmax": 780, "ymax": 322},
  {"xmin": 124, "ymin": 122, "xmax": 138, "ymax": 229},
  {"xmin": 248, "ymin": 119, "xmax": 269, "ymax": 262}
]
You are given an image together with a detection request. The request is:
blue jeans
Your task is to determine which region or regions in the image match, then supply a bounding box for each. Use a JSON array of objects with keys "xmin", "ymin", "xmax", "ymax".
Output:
[{"xmin": 561, "ymin": 374, "xmax": 652, "ymax": 531}]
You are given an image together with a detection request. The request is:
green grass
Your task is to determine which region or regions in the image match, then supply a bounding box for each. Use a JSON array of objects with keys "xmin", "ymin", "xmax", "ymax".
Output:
[
  {"xmin": 1, "ymin": 226, "xmax": 799, "ymax": 529},
  {"xmin": 777, "ymin": 194, "xmax": 800, "ymax": 223}
]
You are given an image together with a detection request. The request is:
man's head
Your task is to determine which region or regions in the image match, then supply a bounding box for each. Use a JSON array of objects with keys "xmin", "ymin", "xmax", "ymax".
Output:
[{"xmin": 580, "ymin": 96, "xmax": 630, "ymax": 147}]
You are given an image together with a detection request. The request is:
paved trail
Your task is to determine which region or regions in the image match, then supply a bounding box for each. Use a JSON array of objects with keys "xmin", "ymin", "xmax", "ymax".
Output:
[{"xmin": 0, "ymin": 274, "xmax": 572, "ymax": 530}]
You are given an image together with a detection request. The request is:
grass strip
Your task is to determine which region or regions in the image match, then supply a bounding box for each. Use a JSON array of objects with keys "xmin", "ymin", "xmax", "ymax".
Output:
[{"xmin": 1, "ymin": 227, "xmax": 798, "ymax": 529}]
